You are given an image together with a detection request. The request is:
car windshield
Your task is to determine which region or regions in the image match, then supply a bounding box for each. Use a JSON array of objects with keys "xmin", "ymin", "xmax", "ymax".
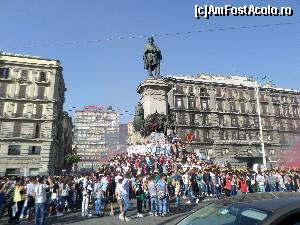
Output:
[{"xmin": 178, "ymin": 202, "xmax": 270, "ymax": 225}]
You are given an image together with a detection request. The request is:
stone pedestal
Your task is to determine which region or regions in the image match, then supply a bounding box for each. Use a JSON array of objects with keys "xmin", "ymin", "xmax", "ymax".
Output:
[{"xmin": 137, "ymin": 77, "xmax": 171, "ymax": 117}]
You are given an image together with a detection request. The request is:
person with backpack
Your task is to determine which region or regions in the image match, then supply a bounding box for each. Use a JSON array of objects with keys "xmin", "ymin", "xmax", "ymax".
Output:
[
  {"xmin": 0, "ymin": 179, "xmax": 15, "ymax": 224},
  {"xmin": 93, "ymin": 178, "xmax": 103, "ymax": 216},
  {"xmin": 60, "ymin": 179, "xmax": 70, "ymax": 213},
  {"xmin": 121, "ymin": 173, "xmax": 131, "ymax": 222},
  {"xmin": 156, "ymin": 174, "xmax": 168, "ymax": 217},
  {"xmin": 115, "ymin": 176, "xmax": 125, "ymax": 221},
  {"xmin": 133, "ymin": 175, "xmax": 145, "ymax": 218},
  {"xmin": 22, "ymin": 177, "xmax": 36, "ymax": 222},
  {"xmin": 147, "ymin": 176, "xmax": 158, "ymax": 216}
]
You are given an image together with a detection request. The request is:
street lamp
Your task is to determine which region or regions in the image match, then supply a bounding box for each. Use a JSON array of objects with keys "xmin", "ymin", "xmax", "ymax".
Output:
[{"xmin": 254, "ymin": 78, "xmax": 273, "ymax": 169}]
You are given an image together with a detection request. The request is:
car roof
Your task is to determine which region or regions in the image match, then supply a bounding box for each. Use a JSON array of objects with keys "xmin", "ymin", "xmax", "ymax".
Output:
[
  {"xmin": 212, "ymin": 192, "xmax": 300, "ymax": 210},
  {"xmin": 240, "ymin": 196, "xmax": 300, "ymax": 213}
]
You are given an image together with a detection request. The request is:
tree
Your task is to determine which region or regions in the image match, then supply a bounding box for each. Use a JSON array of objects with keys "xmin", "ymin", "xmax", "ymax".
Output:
[{"xmin": 65, "ymin": 153, "xmax": 81, "ymax": 165}]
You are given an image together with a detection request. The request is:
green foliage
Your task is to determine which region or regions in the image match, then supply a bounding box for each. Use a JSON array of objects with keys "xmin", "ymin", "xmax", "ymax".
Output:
[{"xmin": 65, "ymin": 153, "xmax": 81, "ymax": 164}]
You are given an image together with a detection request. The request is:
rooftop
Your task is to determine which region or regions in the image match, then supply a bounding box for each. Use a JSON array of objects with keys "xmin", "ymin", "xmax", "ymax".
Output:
[
  {"xmin": 165, "ymin": 74, "xmax": 300, "ymax": 94},
  {"xmin": 0, "ymin": 51, "xmax": 60, "ymax": 66}
]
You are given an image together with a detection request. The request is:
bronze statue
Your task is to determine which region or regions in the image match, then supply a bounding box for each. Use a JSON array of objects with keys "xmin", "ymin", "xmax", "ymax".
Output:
[{"xmin": 143, "ymin": 37, "xmax": 162, "ymax": 78}]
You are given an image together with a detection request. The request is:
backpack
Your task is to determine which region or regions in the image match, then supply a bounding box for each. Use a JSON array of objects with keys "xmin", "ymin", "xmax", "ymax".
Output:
[
  {"xmin": 157, "ymin": 180, "xmax": 166, "ymax": 200},
  {"xmin": 5, "ymin": 187, "xmax": 15, "ymax": 204}
]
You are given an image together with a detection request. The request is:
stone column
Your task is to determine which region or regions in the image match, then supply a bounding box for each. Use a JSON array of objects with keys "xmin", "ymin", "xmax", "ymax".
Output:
[{"xmin": 137, "ymin": 77, "xmax": 171, "ymax": 117}]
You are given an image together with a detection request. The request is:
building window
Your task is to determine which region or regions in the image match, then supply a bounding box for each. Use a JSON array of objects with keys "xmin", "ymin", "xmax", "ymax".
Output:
[
  {"xmin": 229, "ymin": 102, "xmax": 236, "ymax": 112},
  {"xmin": 200, "ymin": 99, "xmax": 208, "ymax": 111},
  {"xmin": 292, "ymin": 106, "xmax": 299, "ymax": 117},
  {"xmin": 227, "ymin": 89, "xmax": 233, "ymax": 96},
  {"xmin": 283, "ymin": 107, "xmax": 289, "ymax": 117},
  {"xmin": 266, "ymin": 132, "xmax": 273, "ymax": 141},
  {"xmin": 251, "ymin": 103, "xmax": 256, "ymax": 114},
  {"xmin": 5, "ymin": 168, "xmax": 20, "ymax": 176},
  {"xmin": 13, "ymin": 121, "xmax": 22, "ymax": 137},
  {"xmin": 220, "ymin": 130, "xmax": 228, "ymax": 140},
  {"xmin": 178, "ymin": 113, "xmax": 186, "ymax": 124},
  {"xmin": 8, "ymin": 145, "xmax": 21, "ymax": 155},
  {"xmin": 264, "ymin": 118, "xmax": 271, "ymax": 129},
  {"xmin": 282, "ymin": 96, "xmax": 288, "ymax": 104},
  {"xmin": 232, "ymin": 130, "xmax": 239, "ymax": 140},
  {"xmin": 0, "ymin": 83, "xmax": 8, "ymax": 98},
  {"xmin": 245, "ymin": 131, "xmax": 252, "ymax": 140},
  {"xmin": 240, "ymin": 102, "xmax": 246, "ymax": 113},
  {"xmin": 37, "ymin": 86, "xmax": 45, "ymax": 99},
  {"xmin": 261, "ymin": 104, "xmax": 268, "ymax": 114},
  {"xmin": 203, "ymin": 130, "xmax": 209, "ymax": 141},
  {"xmin": 202, "ymin": 114, "xmax": 209, "ymax": 126},
  {"xmin": 15, "ymin": 103, "xmax": 24, "ymax": 117},
  {"xmin": 19, "ymin": 85, "xmax": 27, "ymax": 99},
  {"xmin": 243, "ymin": 117, "xmax": 250, "ymax": 128},
  {"xmin": 231, "ymin": 116, "xmax": 238, "ymax": 127},
  {"xmin": 28, "ymin": 146, "xmax": 41, "ymax": 155},
  {"xmin": 175, "ymin": 85, "xmax": 184, "ymax": 94},
  {"xmin": 238, "ymin": 90, "xmax": 245, "ymax": 99},
  {"xmin": 239, "ymin": 131, "xmax": 246, "ymax": 140},
  {"xmin": 0, "ymin": 68, "xmax": 10, "ymax": 79},
  {"xmin": 21, "ymin": 70, "xmax": 28, "ymax": 79},
  {"xmin": 216, "ymin": 88, "xmax": 223, "ymax": 97},
  {"xmin": 249, "ymin": 92, "xmax": 255, "ymax": 100},
  {"xmin": 291, "ymin": 97, "xmax": 298, "ymax": 105},
  {"xmin": 40, "ymin": 72, "xmax": 47, "ymax": 82},
  {"xmin": 190, "ymin": 113, "xmax": 195, "ymax": 125},
  {"xmin": 279, "ymin": 133, "xmax": 286, "ymax": 144},
  {"xmin": 188, "ymin": 98, "xmax": 196, "ymax": 109},
  {"xmin": 200, "ymin": 88, "xmax": 208, "ymax": 96},
  {"xmin": 274, "ymin": 105, "xmax": 280, "ymax": 116},
  {"xmin": 35, "ymin": 104, "xmax": 43, "ymax": 119},
  {"xmin": 35, "ymin": 123, "xmax": 41, "ymax": 138},
  {"xmin": 0, "ymin": 102, "xmax": 4, "ymax": 117},
  {"xmin": 260, "ymin": 93, "xmax": 266, "ymax": 101},
  {"xmin": 219, "ymin": 115, "xmax": 224, "ymax": 126},
  {"xmin": 288, "ymin": 120, "xmax": 295, "ymax": 130},
  {"xmin": 217, "ymin": 100, "xmax": 223, "ymax": 111},
  {"xmin": 175, "ymin": 97, "xmax": 183, "ymax": 108},
  {"xmin": 188, "ymin": 86, "xmax": 194, "ymax": 94}
]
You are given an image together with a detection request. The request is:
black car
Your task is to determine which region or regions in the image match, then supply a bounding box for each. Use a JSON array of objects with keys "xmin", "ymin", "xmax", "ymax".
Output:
[{"xmin": 177, "ymin": 192, "xmax": 300, "ymax": 225}]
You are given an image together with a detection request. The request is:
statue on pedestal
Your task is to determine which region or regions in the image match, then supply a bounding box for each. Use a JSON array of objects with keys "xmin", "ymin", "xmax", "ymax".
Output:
[{"xmin": 143, "ymin": 37, "xmax": 162, "ymax": 78}]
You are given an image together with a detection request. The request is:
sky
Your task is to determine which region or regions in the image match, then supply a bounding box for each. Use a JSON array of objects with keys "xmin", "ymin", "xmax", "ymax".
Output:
[{"xmin": 0, "ymin": 0, "xmax": 299, "ymax": 123}]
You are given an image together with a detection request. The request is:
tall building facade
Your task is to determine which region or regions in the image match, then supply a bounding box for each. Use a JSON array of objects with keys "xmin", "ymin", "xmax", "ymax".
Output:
[
  {"xmin": 0, "ymin": 52, "xmax": 72, "ymax": 176},
  {"xmin": 119, "ymin": 124, "xmax": 128, "ymax": 145},
  {"xmin": 164, "ymin": 75, "xmax": 300, "ymax": 167},
  {"xmin": 74, "ymin": 106, "xmax": 119, "ymax": 170}
]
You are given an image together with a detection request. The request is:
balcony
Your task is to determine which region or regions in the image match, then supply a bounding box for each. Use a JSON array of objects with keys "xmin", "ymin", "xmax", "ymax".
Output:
[
  {"xmin": 216, "ymin": 94, "xmax": 225, "ymax": 100},
  {"xmin": 35, "ymin": 77, "xmax": 51, "ymax": 86},
  {"xmin": 0, "ymin": 76, "xmax": 14, "ymax": 82},
  {"xmin": 15, "ymin": 76, "xmax": 32, "ymax": 84},
  {"xmin": 227, "ymin": 96, "xmax": 235, "ymax": 102}
]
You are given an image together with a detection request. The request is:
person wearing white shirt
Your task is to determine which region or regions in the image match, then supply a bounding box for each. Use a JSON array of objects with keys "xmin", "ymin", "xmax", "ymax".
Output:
[{"xmin": 34, "ymin": 177, "xmax": 48, "ymax": 225}]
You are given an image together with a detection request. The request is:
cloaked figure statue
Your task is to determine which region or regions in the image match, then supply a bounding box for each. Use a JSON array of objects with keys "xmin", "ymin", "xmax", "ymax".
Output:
[{"xmin": 143, "ymin": 37, "xmax": 162, "ymax": 78}]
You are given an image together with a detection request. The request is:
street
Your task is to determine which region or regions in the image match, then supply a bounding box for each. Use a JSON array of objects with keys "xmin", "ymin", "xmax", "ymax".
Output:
[{"xmin": 0, "ymin": 199, "xmax": 203, "ymax": 225}]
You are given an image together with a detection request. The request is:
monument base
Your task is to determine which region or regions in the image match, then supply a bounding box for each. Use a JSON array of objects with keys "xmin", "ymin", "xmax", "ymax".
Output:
[{"xmin": 137, "ymin": 77, "xmax": 171, "ymax": 117}]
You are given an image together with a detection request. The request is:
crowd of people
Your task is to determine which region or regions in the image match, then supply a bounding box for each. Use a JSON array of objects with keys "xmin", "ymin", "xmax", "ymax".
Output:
[{"xmin": 0, "ymin": 137, "xmax": 300, "ymax": 225}]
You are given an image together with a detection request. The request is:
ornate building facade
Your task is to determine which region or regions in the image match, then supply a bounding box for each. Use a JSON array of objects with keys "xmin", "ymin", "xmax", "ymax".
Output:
[
  {"xmin": 164, "ymin": 75, "xmax": 300, "ymax": 167},
  {"xmin": 0, "ymin": 52, "xmax": 72, "ymax": 176}
]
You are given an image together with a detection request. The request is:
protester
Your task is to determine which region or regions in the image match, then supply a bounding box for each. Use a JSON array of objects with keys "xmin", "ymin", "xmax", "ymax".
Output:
[{"xmin": 0, "ymin": 134, "xmax": 300, "ymax": 224}]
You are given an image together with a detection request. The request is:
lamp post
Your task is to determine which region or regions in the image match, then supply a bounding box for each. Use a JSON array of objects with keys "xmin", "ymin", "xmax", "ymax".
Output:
[{"xmin": 254, "ymin": 79, "xmax": 272, "ymax": 169}]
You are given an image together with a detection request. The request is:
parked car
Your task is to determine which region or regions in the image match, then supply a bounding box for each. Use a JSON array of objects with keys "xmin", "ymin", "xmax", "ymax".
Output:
[{"xmin": 178, "ymin": 192, "xmax": 300, "ymax": 225}]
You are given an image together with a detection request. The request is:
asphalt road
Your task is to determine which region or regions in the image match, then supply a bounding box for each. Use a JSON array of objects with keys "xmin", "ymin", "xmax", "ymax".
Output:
[{"xmin": 1, "ymin": 199, "xmax": 205, "ymax": 225}]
